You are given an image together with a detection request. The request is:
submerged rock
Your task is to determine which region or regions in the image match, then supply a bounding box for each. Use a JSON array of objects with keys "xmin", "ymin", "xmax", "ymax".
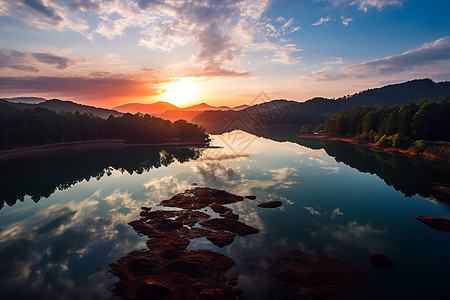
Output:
[
  {"xmin": 416, "ymin": 216, "xmax": 450, "ymax": 232},
  {"xmin": 110, "ymin": 249, "xmax": 240, "ymax": 300},
  {"xmin": 245, "ymin": 195, "xmax": 256, "ymax": 200},
  {"xmin": 112, "ymin": 188, "xmax": 370, "ymax": 299},
  {"xmin": 276, "ymin": 249, "xmax": 364, "ymax": 299},
  {"xmin": 111, "ymin": 188, "xmax": 256, "ymax": 299},
  {"xmin": 369, "ymin": 252, "xmax": 395, "ymax": 268},
  {"xmin": 200, "ymin": 218, "xmax": 259, "ymax": 236},
  {"xmin": 207, "ymin": 231, "xmax": 236, "ymax": 247},
  {"xmin": 257, "ymin": 201, "xmax": 282, "ymax": 208}
]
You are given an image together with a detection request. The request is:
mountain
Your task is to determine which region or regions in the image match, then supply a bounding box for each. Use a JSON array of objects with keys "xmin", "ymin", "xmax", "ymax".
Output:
[
  {"xmin": 5, "ymin": 99, "xmax": 123, "ymax": 119},
  {"xmin": 114, "ymin": 101, "xmax": 249, "ymax": 121},
  {"xmin": 3, "ymin": 97, "xmax": 47, "ymax": 104},
  {"xmin": 232, "ymin": 104, "xmax": 250, "ymax": 110},
  {"xmin": 193, "ymin": 79, "xmax": 450, "ymax": 134},
  {"xmin": 114, "ymin": 101, "xmax": 179, "ymax": 115},
  {"xmin": 183, "ymin": 103, "xmax": 230, "ymax": 111},
  {"xmin": 159, "ymin": 110, "xmax": 203, "ymax": 122}
]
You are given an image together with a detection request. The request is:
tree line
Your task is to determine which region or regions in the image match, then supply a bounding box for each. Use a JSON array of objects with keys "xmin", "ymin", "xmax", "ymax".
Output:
[
  {"xmin": 323, "ymin": 96, "xmax": 450, "ymax": 149},
  {"xmin": 0, "ymin": 100, "xmax": 208, "ymax": 150}
]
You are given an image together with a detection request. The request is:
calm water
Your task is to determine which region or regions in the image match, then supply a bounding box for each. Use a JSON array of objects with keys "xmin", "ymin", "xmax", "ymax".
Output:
[{"xmin": 0, "ymin": 130, "xmax": 449, "ymax": 299}]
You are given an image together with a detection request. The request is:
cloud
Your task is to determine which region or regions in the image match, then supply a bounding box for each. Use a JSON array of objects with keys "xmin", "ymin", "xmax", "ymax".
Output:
[
  {"xmin": 327, "ymin": 0, "xmax": 403, "ymax": 11},
  {"xmin": 92, "ymin": 0, "xmax": 301, "ymax": 74},
  {"xmin": 1, "ymin": 1, "xmax": 303, "ymax": 77},
  {"xmin": 0, "ymin": 0, "xmax": 89, "ymax": 32},
  {"xmin": 271, "ymin": 44, "xmax": 302, "ymax": 64},
  {"xmin": 0, "ymin": 48, "xmax": 75, "ymax": 72},
  {"xmin": 347, "ymin": 37, "xmax": 450, "ymax": 76},
  {"xmin": 22, "ymin": 0, "xmax": 64, "ymax": 23},
  {"xmin": 341, "ymin": 16, "xmax": 353, "ymax": 26},
  {"xmin": 312, "ymin": 16, "xmax": 331, "ymax": 26},
  {"xmin": 304, "ymin": 206, "xmax": 321, "ymax": 216},
  {"xmin": 31, "ymin": 52, "xmax": 74, "ymax": 70},
  {"xmin": 0, "ymin": 74, "xmax": 164, "ymax": 102},
  {"xmin": 310, "ymin": 36, "xmax": 450, "ymax": 81},
  {"xmin": 269, "ymin": 167, "xmax": 298, "ymax": 182},
  {"xmin": 0, "ymin": 49, "xmax": 39, "ymax": 72},
  {"xmin": 68, "ymin": 0, "xmax": 101, "ymax": 12},
  {"xmin": 332, "ymin": 207, "xmax": 344, "ymax": 218}
]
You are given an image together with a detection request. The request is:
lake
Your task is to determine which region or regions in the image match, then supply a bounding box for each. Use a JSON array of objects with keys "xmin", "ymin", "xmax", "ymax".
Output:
[{"xmin": 0, "ymin": 129, "xmax": 449, "ymax": 299}]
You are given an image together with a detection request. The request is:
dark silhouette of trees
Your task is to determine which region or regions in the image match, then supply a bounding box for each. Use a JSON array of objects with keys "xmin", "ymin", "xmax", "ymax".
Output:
[
  {"xmin": 0, "ymin": 145, "xmax": 205, "ymax": 210},
  {"xmin": 0, "ymin": 100, "xmax": 208, "ymax": 150}
]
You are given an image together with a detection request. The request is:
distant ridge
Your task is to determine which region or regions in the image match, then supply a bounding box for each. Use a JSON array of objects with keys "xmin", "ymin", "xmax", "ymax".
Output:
[
  {"xmin": 114, "ymin": 101, "xmax": 249, "ymax": 121},
  {"xmin": 114, "ymin": 101, "xmax": 179, "ymax": 115},
  {"xmin": 2, "ymin": 99, "xmax": 123, "ymax": 119},
  {"xmin": 193, "ymin": 78, "xmax": 450, "ymax": 133},
  {"xmin": 3, "ymin": 97, "xmax": 47, "ymax": 104}
]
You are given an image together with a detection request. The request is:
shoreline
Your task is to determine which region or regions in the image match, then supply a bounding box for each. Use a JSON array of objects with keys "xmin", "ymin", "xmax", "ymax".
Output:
[
  {"xmin": 0, "ymin": 139, "xmax": 209, "ymax": 161},
  {"xmin": 296, "ymin": 134, "xmax": 419, "ymax": 156}
]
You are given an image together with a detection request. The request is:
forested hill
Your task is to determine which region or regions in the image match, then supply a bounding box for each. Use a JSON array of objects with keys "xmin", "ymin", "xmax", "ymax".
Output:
[
  {"xmin": 0, "ymin": 100, "xmax": 208, "ymax": 150},
  {"xmin": 323, "ymin": 96, "xmax": 450, "ymax": 159},
  {"xmin": 193, "ymin": 79, "xmax": 450, "ymax": 133},
  {"xmin": 2, "ymin": 98, "xmax": 123, "ymax": 119}
]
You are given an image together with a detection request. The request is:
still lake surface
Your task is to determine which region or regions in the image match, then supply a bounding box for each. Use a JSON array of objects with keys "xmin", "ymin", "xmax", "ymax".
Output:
[{"xmin": 0, "ymin": 129, "xmax": 449, "ymax": 299}]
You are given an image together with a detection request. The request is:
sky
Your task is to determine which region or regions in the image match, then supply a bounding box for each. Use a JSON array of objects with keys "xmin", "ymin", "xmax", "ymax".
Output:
[{"xmin": 0, "ymin": 0, "xmax": 449, "ymax": 108}]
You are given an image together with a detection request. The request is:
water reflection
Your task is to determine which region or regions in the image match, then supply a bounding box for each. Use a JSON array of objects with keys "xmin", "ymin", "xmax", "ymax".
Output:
[
  {"xmin": 247, "ymin": 126, "xmax": 450, "ymax": 204},
  {"xmin": 321, "ymin": 140, "xmax": 450, "ymax": 204},
  {"xmin": 0, "ymin": 129, "xmax": 449, "ymax": 299},
  {"xmin": 0, "ymin": 146, "xmax": 205, "ymax": 210}
]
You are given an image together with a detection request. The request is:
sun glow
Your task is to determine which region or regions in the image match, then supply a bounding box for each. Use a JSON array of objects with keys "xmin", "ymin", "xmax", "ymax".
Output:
[{"xmin": 161, "ymin": 77, "xmax": 199, "ymax": 107}]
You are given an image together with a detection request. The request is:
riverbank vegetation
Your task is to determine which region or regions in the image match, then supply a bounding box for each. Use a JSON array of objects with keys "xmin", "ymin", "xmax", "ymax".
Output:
[
  {"xmin": 0, "ymin": 100, "xmax": 208, "ymax": 150},
  {"xmin": 322, "ymin": 96, "xmax": 450, "ymax": 160}
]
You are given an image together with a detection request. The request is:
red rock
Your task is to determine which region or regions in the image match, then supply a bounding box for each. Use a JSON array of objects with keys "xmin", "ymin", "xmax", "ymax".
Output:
[
  {"xmin": 207, "ymin": 231, "xmax": 236, "ymax": 247},
  {"xmin": 140, "ymin": 210, "xmax": 177, "ymax": 220},
  {"xmin": 110, "ymin": 249, "xmax": 241, "ymax": 300},
  {"xmin": 245, "ymin": 195, "xmax": 256, "ymax": 200},
  {"xmin": 128, "ymin": 220, "xmax": 167, "ymax": 238},
  {"xmin": 175, "ymin": 210, "xmax": 211, "ymax": 227},
  {"xmin": 199, "ymin": 288, "xmax": 232, "ymax": 300},
  {"xmin": 220, "ymin": 212, "xmax": 239, "ymax": 220},
  {"xmin": 369, "ymin": 252, "xmax": 395, "ymax": 268},
  {"xmin": 275, "ymin": 249, "xmax": 364, "ymax": 299},
  {"xmin": 226, "ymin": 275, "xmax": 239, "ymax": 287},
  {"xmin": 416, "ymin": 216, "xmax": 450, "ymax": 232},
  {"xmin": 210, "ymin": 203, "xmax": 232, "ymax": 214},
  {"xmin": 155, "ymin": 219, "xmax": 183, "ymax": 232},
  {"xmin": 200, "ymin": 218, "xmax": 259, "ymax": 236},
  {"xmin": 178, "ymin": 227, "xmax": 214, "ymax": 239},
  {"xmin": 160, "ymin": 188, "xmax": 244, "ymax": 209},
  {"xmin": 146, "ymin": 236, "xmax": 190, "ymax": 252},
  {"xmin": 257, "ymin": 201, "xmax": 282, "ymax": 208},
  {"xmin": 140, "ymin": 206, "xmax": 152, "ymax": 211}
]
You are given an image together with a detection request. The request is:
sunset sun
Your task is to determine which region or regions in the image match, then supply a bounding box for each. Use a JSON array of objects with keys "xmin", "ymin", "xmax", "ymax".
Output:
[{"xmin": 162, "ymin": 78, "xmax": 199, "ymax": 107}]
